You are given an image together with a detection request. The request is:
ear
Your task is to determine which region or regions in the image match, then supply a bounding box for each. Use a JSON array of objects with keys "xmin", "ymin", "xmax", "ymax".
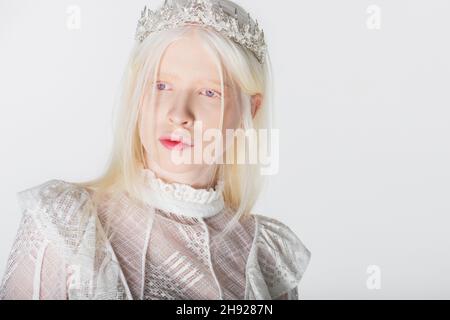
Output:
[{"xmin": 250, "ymin": 93, "xmax": 262, "ymax": 119}]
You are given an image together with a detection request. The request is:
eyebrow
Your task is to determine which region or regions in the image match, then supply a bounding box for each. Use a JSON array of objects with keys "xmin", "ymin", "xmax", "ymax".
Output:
[{"xmin": 157, "ymin": 72, "xmax": 231, "ymax": 88}]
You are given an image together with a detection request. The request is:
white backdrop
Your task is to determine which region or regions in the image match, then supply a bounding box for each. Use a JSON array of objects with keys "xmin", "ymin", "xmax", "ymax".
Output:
[{"xmin": 0, "ymin": 0, "xmax": 449, "ymax": 299}]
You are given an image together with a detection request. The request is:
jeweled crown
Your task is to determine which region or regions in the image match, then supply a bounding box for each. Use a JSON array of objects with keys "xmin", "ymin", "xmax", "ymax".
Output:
[{"xmin": 135, "ymin": 0, "xmax": 267, "ymax": 64}]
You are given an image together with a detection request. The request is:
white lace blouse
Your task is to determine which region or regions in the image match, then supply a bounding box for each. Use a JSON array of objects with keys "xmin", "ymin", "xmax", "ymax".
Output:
[{"xmin": 0, "ymin": 168, "xmax": 311, "ymax": 300}]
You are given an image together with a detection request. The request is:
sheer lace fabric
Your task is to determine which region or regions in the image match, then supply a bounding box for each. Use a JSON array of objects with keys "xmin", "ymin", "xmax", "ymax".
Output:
[{"xmin": 0, "ymin": 168, "xmax": 311, "ymax": 300}]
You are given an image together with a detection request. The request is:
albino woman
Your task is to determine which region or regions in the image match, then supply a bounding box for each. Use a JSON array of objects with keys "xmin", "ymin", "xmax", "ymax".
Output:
[{"xmin": 0, "ymin": 0, "xmax": 311, "ymax": 300}]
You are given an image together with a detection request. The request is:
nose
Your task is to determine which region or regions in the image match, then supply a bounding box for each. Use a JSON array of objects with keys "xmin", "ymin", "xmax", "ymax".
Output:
[{"xmin": 167, "ymin": 98, "xmax": 194, "ymax": 128}]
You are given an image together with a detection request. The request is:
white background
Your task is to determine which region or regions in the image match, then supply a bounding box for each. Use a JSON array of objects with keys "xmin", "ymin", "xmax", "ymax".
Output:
[{"xmin": 0, "ymin": 0, "xmax": 449, "ymax": 299}]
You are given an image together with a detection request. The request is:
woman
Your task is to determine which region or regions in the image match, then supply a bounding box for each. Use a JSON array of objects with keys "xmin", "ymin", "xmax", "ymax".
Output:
[{"xmin": 0, "ymin": 0, "xmax": 311, "ymax": 300}]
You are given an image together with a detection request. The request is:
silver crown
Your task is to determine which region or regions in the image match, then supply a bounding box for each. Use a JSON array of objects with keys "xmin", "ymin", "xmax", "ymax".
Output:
[{"xmin": 135, "ymin": 0, "xmax": 267, "ymax": 64}]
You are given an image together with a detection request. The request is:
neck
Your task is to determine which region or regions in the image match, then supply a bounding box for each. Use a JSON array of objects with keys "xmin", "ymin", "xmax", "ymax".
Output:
[
  {"xmin": 146, "ymin": 162, "xmax": 220, "ymax": 190},
  {"xmin": 140, "ymin": 166, "xmax": 226, "ymax": 219}
]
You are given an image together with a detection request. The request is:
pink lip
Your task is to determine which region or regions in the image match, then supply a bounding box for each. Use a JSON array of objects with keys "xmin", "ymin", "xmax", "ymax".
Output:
[{"xmin": 159, "ymin": 136, "xmax": 193, "ymax": 151}]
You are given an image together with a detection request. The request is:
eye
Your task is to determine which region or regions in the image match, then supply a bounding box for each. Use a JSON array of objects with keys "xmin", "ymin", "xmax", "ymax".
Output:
[
  {"xmin": 200, "ymin": 88, "xmax": 221, "ymax": 99},
  {"xmin": 155, "ymin": 81, "xmax": 172, "ymax": 91}
]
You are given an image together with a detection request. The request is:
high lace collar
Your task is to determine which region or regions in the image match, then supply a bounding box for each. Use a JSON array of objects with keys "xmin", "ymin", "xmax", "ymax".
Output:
[{"xmin": 140, "ymin": 167, "xmax": 225, "ymax": 219}]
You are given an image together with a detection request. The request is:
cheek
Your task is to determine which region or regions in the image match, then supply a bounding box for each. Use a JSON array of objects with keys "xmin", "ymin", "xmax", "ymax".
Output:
[
  {"xmin": 196, "ymin": 101, "xmax": 240, "ymax": 134},
  {"xmin": 222, "ymin": 89, "xmax": 242, "ymax": 130},
  {"xmin": 222, "ymin": 101, "xmax": 241, "ymax": 130},
  {"xmin": 198, "ymin": 109, "xmax": 221, "ymax": 130}
]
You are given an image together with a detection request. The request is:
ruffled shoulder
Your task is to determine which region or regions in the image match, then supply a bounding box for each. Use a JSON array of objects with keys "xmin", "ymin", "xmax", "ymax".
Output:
[
  {"xmin": 245, "ymin": 214, "xmax": 311, "ymax": 299},
  {"xmin": 16, "ymin": 179, "xmax": 96, "ymax": 251},
  {"xmin": 13, "ymin": 180, "xmax": 128, "ymax": 299}
]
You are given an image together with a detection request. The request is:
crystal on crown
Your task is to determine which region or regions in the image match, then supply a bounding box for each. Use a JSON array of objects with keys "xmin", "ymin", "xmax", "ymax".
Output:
[{"xmin": 135, "ymin": 0, "xmax": 267, "ymax": 64}]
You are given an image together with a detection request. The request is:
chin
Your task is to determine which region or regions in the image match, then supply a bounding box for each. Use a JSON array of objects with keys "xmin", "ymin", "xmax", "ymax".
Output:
[{"xmin": 152, "ymin": 154, "xmax": 200, "ymax": 175}]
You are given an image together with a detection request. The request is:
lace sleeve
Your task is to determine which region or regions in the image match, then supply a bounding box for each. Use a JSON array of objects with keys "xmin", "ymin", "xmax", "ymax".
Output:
[
  {"xmin": 253, "ymin": 214, "xmax": 311, "ymax": 300},
  {"xmin": 274, "ymin": 286, "xmax": 299, "ymax": 300},
  {"xmin": 0, "ymin": 185, "xmax": 68, "ymax": 300}
]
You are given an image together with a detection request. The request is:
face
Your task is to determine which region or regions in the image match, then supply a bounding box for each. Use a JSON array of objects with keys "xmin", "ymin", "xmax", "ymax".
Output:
[{"xmin": 139, "ymin": 28, "xmax": 261, "ymax": 188}]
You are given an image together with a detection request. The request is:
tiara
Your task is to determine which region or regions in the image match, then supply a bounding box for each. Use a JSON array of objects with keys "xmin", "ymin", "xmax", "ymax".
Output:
[{"xmin": 135, "ymin": 0, "xmax": 267, "ymax": 64}]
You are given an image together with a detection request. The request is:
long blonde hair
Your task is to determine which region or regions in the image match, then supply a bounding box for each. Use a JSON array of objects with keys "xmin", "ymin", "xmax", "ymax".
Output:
[{"xmin": 76, "ymin": 6, "xmax": 274, "ymax": 236}]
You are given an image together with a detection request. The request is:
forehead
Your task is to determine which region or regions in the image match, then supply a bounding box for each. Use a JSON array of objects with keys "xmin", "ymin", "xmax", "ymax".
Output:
[{"xmin": 157, "ymin": 32, "xmax": 231, "ymax": 87}]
